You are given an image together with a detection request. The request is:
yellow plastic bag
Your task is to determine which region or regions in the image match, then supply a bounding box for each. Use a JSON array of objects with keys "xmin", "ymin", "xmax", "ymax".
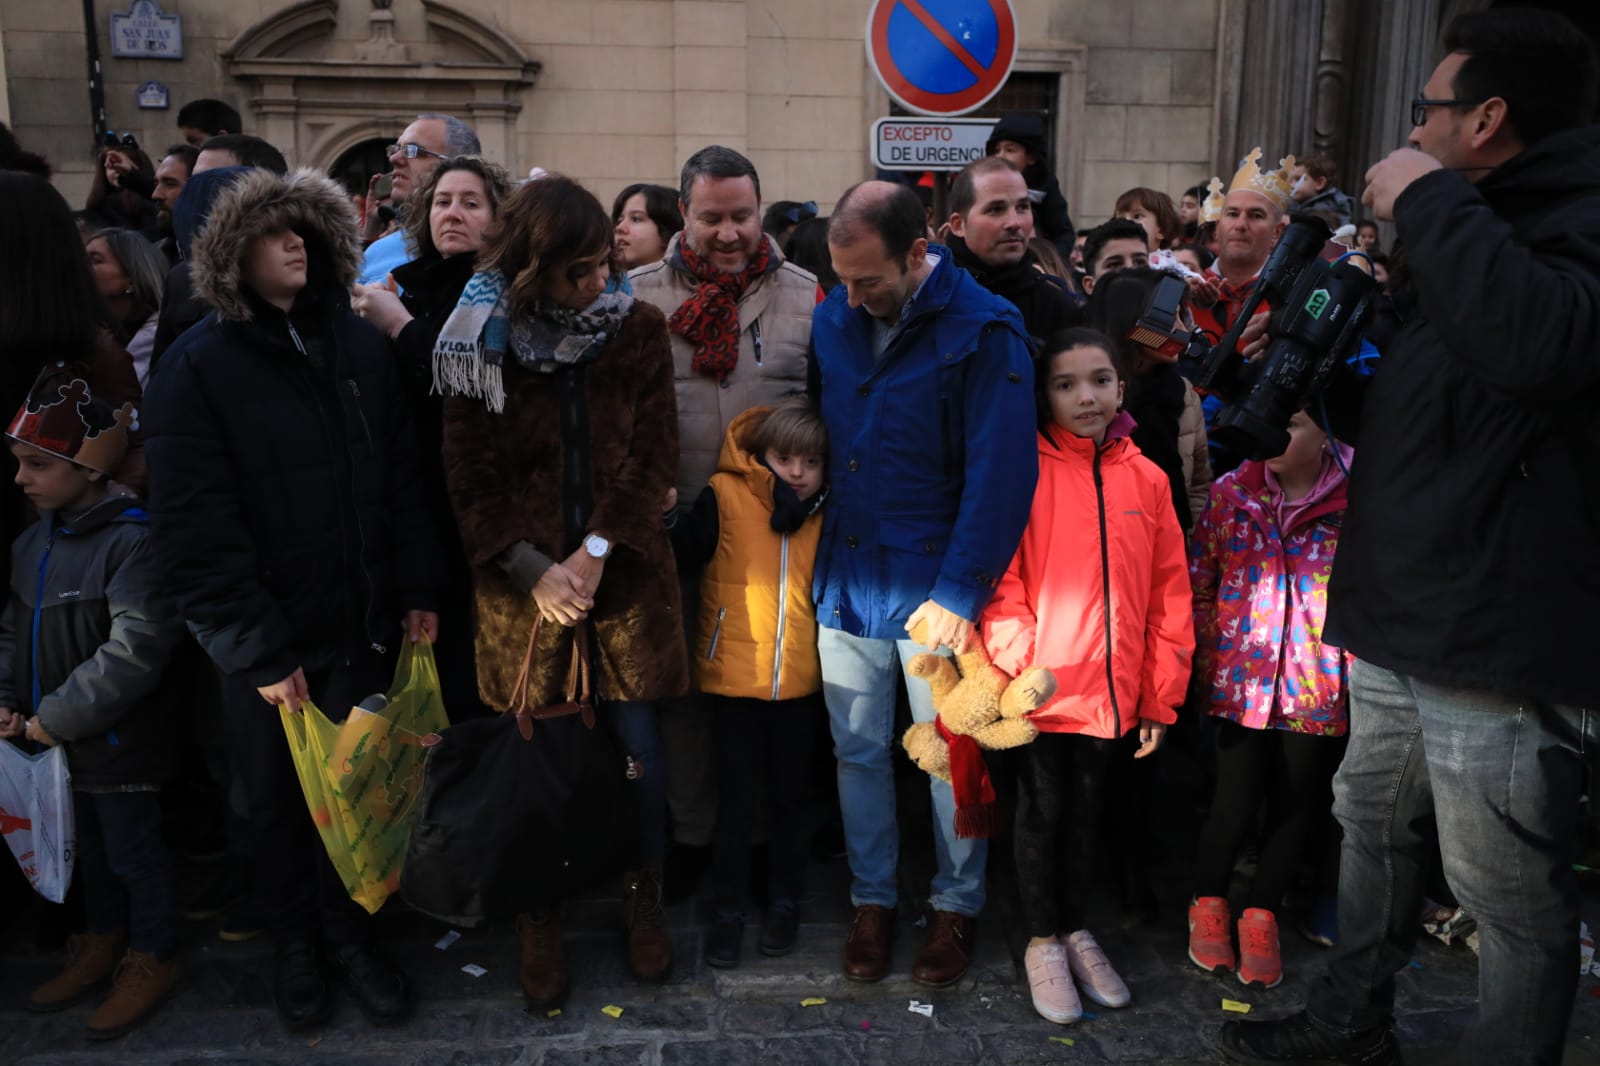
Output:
[{"xmin": 280, "ymin": 640, "xmax": 449, "ymax": 913}]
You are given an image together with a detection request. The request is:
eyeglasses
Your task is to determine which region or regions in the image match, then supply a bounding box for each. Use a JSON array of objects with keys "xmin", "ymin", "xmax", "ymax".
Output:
[
  {"xmin": 386, "ymin": 143, "xmax": 451, "ymax": 162},
  {"xmin": 1411, "ymin": 96, "xmax": 1486, "ymax": 128}
]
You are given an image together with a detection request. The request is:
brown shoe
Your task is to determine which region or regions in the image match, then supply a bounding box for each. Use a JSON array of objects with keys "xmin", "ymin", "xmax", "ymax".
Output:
[
  {"xmin": 29, "ymin": 932, "xmax": 127, "ymax": 1013},
  {"xmin": 842, "ymin": 904, "xmax": 895, "ymax": 982},
  {"xmin": 912, "ymin": 911, "xmax": 976, "ymax": 988},
  {"xmin": 86, "ymin": 949, "xmax": 181, "ymax": 1039},
  {"xmin": 516, "ymin": 909, "xmax": 569, "ymax": 1009},
  {"xmin": 622, "ymin": 866, "xmax": 672, "ymax": 982}
]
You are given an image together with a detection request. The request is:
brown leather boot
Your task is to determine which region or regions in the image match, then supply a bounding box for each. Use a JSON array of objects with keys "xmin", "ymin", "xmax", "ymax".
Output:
[
  {"xmin": 621, "ymin": 866, "xmax": 672, "ymax": 982},
  {"xmin": 842, "ymin": 904, "xmax": 895, "ymax": 982},
  {"xmin": 516, "ymin": 909, "xmax": 568, "ymax": 1009},
  {"xmin": 86, "ymin": 949, "xmax": 181, "ymax": 1040},
  {"xmin": 912, "ymin": 911, "xmax": 976, "ymax": 988},
  {"xmin": 29, "ymin": 932, "xmax": 127, "ymax": 1012}
]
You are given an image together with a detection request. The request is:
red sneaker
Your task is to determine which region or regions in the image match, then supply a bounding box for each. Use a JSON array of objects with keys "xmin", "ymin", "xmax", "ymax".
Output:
[
  {"xmin": 1187, "ymin": 896, "xmax": 1235, "ymax": 974},
  {"xmin": 1237, "ymin": 907, "xmax": 1283, "ymax": 989}
]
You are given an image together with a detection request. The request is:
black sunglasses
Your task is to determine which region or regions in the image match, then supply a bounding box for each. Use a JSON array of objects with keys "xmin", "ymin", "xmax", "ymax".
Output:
[{"xmin": 1411, "ymin": 96, "xmax": 1486, "ymax": 128}]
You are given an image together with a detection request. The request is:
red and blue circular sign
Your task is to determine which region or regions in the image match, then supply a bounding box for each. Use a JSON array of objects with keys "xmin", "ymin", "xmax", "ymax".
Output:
[{"xmin": 867, "ymin": 0, "xmax": 1018, "ymax": 117}]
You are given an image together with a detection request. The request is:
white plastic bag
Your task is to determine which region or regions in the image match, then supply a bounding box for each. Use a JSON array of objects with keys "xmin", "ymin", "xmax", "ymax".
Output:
[{"xmin": 0, "ymin": 740, "xmax": 74, "ymax": 903}]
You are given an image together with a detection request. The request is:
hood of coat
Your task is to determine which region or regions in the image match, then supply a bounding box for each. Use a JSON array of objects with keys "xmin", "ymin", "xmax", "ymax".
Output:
[
  {"xmin": 171, "ymin": 165, "xmax": 250, "ymax": 261},
  {"xmin": 50, "ymin": 494, "xmax": 145, "ymax": 537},
  {"xmin": 191, "ymin": 167, "xmax": 362, "ymax": 323},
  {"xmin": 1224, "ymin": 441, "xmax": 1353, "ymax": 533},
  {"xmin": 1039, "ymin": 410, "xmax": 1138, "ymax": 465},
  {"xmin": 715, "ymin": 404, "xmax": 777, "ymax": 507}
]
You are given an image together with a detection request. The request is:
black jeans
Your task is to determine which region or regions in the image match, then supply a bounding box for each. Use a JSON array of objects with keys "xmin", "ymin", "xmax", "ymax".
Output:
[
  {"xmin": 709, "ymin": 694, "xmax": 817, "ymax": 912},
  {"xmin": 1013, "ymin": 730, "xmax": 1135, "ymax": 937},
  {"xmin": 219, "ymin": 651, "xmax": 393, "ymax": 946},
  {"xmin": 1193, "ymin": 718, "xmax": 1344, "ymax": 912},
  {"xmin": 78, "ymin": 790, "xmax": 176, "ymax": 959}
]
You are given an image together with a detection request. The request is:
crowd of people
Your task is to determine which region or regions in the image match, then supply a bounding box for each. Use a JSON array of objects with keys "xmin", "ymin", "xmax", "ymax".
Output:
[{"xmin": 0, "ymin": 10, "xmax": 1595, "ymax": 1065}]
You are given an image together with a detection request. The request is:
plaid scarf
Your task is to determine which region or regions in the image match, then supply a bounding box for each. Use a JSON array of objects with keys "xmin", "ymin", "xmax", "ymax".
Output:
[{"xmin": 667, "ymin": 235, "xmax": 775, "ymax": 382}]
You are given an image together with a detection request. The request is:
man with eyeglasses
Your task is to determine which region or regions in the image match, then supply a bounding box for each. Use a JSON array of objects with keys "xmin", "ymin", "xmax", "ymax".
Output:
[
  {"xmin": 1218, "ymin": 10, "xmax": 1600, "ymax": 1066},
  {"xmin": 357, "ymin": 114, "xmax": 480, "ymax": 285}
]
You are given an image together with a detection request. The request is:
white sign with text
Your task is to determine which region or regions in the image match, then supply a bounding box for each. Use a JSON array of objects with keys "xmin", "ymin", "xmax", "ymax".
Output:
[
  {"xmin": 110, "ymin": 1, "xmax": 183, "ymax": 60},
  {"xmin": 872, "ymin": 117, "xmax": 997, "ymax": 172}
]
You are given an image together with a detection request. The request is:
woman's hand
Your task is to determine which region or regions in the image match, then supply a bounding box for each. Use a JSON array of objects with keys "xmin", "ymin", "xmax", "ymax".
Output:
[
  {"xmin": 24, "ymin": 717, "xmax": 58, "ymax": 747},
  {"xmin": 562, "ymin": 547, "xmax": 606, "ymax": 602},
  {"xmin": 103, "ymin": 150, "xmax": 134, "ymax": 189},
  {"xmin": 351, "ymin": 278, "xmax": 413, "ymax": 339},
  {"xmin": 532, "ymin": 563, "xmax": 593, "ymax": 626},
  {"xmin": 1133, "ymin": 719, "xmax": 1167, "ymax": 759}
]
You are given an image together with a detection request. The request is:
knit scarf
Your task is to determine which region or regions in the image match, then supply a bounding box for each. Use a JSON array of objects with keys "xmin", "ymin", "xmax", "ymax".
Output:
[
  {"xmin": 432, "ymin": 268, "xmax": 632, "ymax": 413},
  {"xmin": 936, "ymin": 716, "xmax": 999, "ymax": 839},
  {"xmin": 667, "ymin": 235, "xmax": 774, "ymax": 382}
]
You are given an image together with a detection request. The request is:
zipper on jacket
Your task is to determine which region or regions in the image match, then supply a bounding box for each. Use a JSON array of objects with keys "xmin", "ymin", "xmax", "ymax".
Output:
[
  {"xmin": 1092, "ymin": 447, "xmax": 1123, "ymax": 738},
  {"xmin": 286, "ymin": 320, "xmax": 307, "ymax": 356},
  {"xmin": 772, "ymin": 532, "xmax": 790, "ymax": 699},
  {"xmin": 751, "ymin": 320, "xmax": 763, "ymax": 366},
  {"xmin": 30, "ymin": 530, "xmax": 54, "ymax": 713},
  {"xmin": 706, "ymin": 607, "xmax": 728, "ymax": 661},
  {"xmin": 346, "ymin": 380, "xmax": 375, "ymax": 451}
]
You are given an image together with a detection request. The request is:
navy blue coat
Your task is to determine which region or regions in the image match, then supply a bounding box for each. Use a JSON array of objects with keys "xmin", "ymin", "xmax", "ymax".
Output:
[{"xmin": 810, "ymin": 254, "xmax": 1038, "ymax": 640}]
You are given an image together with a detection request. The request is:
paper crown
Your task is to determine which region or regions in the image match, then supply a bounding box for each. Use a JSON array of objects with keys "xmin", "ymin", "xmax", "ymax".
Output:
[
  {"xmin": 1203, "ymin": 147, "xmax": 1298, "ymax": 219},
  {"xmin": 6, "ymin": 372, "xmax": 136, "ymax": 476}
]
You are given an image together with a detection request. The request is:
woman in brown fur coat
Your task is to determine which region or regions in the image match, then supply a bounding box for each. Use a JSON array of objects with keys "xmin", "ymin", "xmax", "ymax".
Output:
[{"xmin": 435, "ymin": 175, "xmax": 688, "ymax": 1009}]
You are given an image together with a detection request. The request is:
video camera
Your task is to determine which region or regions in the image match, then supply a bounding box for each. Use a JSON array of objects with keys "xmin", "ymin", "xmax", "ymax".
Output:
[{"xmin": 1154, "ymin": 216, "xmax": 1378, "ymax": 460}]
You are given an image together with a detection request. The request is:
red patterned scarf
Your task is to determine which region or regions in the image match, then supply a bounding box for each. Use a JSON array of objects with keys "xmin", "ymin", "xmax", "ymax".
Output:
[
  {"xmin": 668, "ymin": 235, "xmax": 775, "ymax": 381},
  {"xmin": 935, "ymin": 716, "xmax": 999, "ymax": 839}
]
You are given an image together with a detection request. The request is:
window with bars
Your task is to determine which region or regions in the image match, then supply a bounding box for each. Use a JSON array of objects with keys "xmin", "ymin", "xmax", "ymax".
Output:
[{"xmin": 888, "ymin": 72, "xmax": 1060, "ymax": 160}]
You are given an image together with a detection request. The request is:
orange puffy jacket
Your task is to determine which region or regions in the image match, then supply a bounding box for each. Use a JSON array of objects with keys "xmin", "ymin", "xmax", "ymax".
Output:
[{"xmin": 980, "ymin": 420, "xmax": 1194, "ymax": 738}]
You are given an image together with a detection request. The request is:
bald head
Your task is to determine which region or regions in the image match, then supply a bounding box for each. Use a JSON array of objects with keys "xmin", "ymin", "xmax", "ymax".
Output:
[
  {"xmin": 828, "ymin": 181, "xmax": 933, "ymax": 321},
  {"xmin": 829, "ymin": 180, "xmax": 926, "ymax": 261}
]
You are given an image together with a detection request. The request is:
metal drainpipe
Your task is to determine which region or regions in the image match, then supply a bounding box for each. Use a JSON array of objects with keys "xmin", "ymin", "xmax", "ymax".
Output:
[{"xmin": 83, "ymin": 0, "xmax": 108, "ymax": 149}]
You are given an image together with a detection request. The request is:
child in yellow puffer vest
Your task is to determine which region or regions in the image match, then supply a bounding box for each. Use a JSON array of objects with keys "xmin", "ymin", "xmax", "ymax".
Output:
[{"xmin": 668, "ymin": 397, "xmax": 827, "ymax": 970}]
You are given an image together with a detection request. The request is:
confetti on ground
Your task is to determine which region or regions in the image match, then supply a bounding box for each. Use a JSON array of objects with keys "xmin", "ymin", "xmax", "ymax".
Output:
[
  {"xmin": 306, "ymin": 1036, "xmax": 322, "ymax": 1049},
  {"xmin": 1222, "ymin": 999, "xmax": 1252, "ymax": 1014},
  {"xmin": 434, "ymin": 930, "xmax": 461, "ymax": 950},
  {"xmin": 801, "ymin": 997, "xmax": 827, "ymax": 1007},
  {"xmin": 860, "ymin": 1020, "xmax": 872, "ymax": 1031},
  {"xmin": 546, "ymin": 1009, "xmax": 562, "ymax": 1018},
  {"xmin": 460, "ymin": 964, "xmax": 487, "ymax": 978},
  {"xmin": 602, "ymin": 1005, "xmax": 624, "ymax": 1019},
  {"xmin": 1409, "ymin": 959, "xmax": 1423, "ymax": 970},
  {"xmin": 1082, "ymin": 1011, "xmax": 1097, "ymax": 1020},
  {"xmin": 908, "ymin": 1000, "xmax": 935, "ymax": 1017},
  {"xmin": 1049, "ymin": 1036, "xmax": 1075, "ymax": 1046}
]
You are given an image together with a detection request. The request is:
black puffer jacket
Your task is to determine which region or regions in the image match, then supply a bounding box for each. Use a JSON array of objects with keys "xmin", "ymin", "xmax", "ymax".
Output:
[
  {"xmin": 1326, "ymin": 126, "xmax": 1600, "ymax": 706},
  {"xmin": 144, "ymin": 169, "xmax": 442, "ymax": 688}
]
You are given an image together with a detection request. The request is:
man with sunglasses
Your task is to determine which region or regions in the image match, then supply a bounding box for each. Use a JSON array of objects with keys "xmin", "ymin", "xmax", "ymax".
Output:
[
  {"xmin": 1218, "ymin": 10, "xmax": 1600, "ymax": 1066},
  {"xmin": 357, "ymin": 114, "xmax": 480, "ymax": 285}
]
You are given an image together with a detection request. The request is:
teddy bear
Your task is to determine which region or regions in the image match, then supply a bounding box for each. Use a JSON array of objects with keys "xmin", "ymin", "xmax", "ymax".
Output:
[{"xmin": 900, "ymin": 619, "xmax": 1056, "ymax": 837}]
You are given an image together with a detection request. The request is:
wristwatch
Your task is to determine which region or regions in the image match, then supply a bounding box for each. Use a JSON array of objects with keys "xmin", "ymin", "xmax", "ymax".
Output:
[{"xmin": 583, "ymin": 533, "xmax": 613, "ymax": 560}]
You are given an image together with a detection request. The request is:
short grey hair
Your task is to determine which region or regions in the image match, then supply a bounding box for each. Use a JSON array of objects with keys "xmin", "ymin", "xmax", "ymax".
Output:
[
  {"xmin": 417, "ymin": 113, "xmax": 481, "ymax": 157},
  {"xmin": 679, "ymin": 145, "xmax": 760, "ymax": 207},
  {"xmin": 87, "ymin": 227, "xmax": 168, "ymax": 311}
]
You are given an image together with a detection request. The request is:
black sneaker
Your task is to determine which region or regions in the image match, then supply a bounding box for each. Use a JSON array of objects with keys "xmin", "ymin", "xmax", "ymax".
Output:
[
  {"xmin": 1217, "ymin": 1009, "xmax": 1402, "ymax": 1065},
  {"xmin": 272, "ymin": 938, "xmax": 333, "ymax": 1032},
  {"xmin": 758, "ymin": 899, "xmax": 800, "ymax": 958},
  {"xmin": 705, "ymin": 912, "xmax": 743, "ymax": 969},
  {"xmin": 329, "ymin": 942, "xmax": 412, "ymax": 1026}
]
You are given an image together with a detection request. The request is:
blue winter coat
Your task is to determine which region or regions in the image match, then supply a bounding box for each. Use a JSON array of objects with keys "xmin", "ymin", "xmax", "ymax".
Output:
[{"xmin": 810, "ymin": 254, "xmax": 1038, "ymax": 639}]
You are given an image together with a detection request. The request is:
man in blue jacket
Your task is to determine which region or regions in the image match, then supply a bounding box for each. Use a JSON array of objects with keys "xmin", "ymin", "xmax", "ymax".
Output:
[{"xmin": 810, "ymin": 181, "xmax": 1037, "ymax": 987}]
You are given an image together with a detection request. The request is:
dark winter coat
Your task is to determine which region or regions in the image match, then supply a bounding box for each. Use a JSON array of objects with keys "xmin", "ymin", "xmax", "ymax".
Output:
[
  {"xmin": 1326, "ymin": 125, "xmax": 1600, "ymax": 706},
  {"xmin": 0, "ymin": 497, "xmax": 185, "ymax": 789},
  {"xmin": 442, "ymin": 300, "xmax": 690, "ymax": 710},
  {"xmin": 144, "ymin": 168, "xmax": 442, "ymax": 688},
  {"xmin": 942, "ymin": 233, "xmax": 1082, "ymax": 349}
]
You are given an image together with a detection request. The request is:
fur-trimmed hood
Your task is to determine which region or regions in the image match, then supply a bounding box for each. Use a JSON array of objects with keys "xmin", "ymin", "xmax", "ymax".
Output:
[{"xmin": 191, "ymin": 167, "xmax": 361, "ymax": 322}]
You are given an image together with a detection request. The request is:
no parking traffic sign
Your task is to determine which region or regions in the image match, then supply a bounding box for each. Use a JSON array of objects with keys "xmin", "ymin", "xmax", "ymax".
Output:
[{"xmin": 866, "ymin": 0, "xmax": 1018, "ymax": 117}]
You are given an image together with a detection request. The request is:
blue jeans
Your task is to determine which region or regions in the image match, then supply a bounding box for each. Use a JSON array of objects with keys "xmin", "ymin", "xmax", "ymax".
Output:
[
  {"xmin": 77, "ymin": 790, "xmax": 176, "ymax": 959},
  {"xmin": 603, "ymin": 699, "xmax": 666, "ymax": 867},
  {"xmin": 817, "ymin": 627, "xmax": 986, "ymax": 917},
  {"xmin": 1311, "ymin": 659, "xmax": 1590, "ymax": 1065}
]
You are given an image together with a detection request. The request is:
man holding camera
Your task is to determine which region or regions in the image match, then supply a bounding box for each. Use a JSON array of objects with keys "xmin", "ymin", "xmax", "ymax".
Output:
[{"xmin": 1219, "ymin": 10, "xmax": 1600, "ymax": 1066}]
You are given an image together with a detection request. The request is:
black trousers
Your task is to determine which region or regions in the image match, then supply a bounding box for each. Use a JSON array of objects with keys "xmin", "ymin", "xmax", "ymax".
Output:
[
  {"xmin": 1013, "ymin": 729, "xmax": 1136, "ymax": 937},
  {"xmin": 709, "ymin": 693, "xmax": 818, "ymax": 911},
  {"xmin": 1192, "ymin": 718, "xmax": 1345, "ymax": 912},
  {"xmin": 219, "ymin": 650, "xmax": 393, "ymax": 945}
]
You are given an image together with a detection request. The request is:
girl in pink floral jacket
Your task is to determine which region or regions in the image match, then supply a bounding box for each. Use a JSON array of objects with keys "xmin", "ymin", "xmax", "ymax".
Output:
[{"xmin": 1184, "ymin": 410, "xmax": 1352, "ymax": 991}]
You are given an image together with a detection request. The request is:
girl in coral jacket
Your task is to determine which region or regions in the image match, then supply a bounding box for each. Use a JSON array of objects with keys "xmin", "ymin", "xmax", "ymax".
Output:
[
  {"xmin": 980, "ymin": 327, "xmax": 1194, "ymax": 1027},
  {"xmin": 1185, "ymin": 410, "xmax": 1352, "ymax": 993}
]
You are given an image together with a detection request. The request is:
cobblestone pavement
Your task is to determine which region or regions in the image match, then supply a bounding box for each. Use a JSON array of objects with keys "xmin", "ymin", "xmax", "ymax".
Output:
[{"xmin": 4, "ymin": 847, "xmax": 1600, "ymax": 1066}]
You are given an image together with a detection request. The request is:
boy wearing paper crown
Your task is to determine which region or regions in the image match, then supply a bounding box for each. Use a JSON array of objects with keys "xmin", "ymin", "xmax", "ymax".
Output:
[{"xmin": 0, "ymin": 369, "xmax": 186, "ymax": 1037}]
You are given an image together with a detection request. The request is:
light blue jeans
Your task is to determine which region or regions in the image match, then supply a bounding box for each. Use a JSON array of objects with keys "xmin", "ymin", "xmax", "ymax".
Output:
[{"xmin": 817, "ymin": 626, "xmax": 986, "ymax": 917}]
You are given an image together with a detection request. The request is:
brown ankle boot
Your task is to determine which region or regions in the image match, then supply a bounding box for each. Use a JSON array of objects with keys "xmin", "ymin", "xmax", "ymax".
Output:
[
  {"xmin": 86, "ymin": 949, "xmax": 181, "ymax": 1039},
  {"xmin": 622, "ymin": 866, "xmax": 672, "ymax": 982},
  {"xmin": 29, "ymin": 932, "xmax": 127, "ymax": 1013},
  {"xmin": 516, "ymin": 909, "xmax": 568, "ymax": 1009}
]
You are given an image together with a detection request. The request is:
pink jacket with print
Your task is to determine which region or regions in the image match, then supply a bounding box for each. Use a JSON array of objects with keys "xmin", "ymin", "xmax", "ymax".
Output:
[{"xmin": 1188, "ymin": 456, "xmax": 1350, "ymax": 735}]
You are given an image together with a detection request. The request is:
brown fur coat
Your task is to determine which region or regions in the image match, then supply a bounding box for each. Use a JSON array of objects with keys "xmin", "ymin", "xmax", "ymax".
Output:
[{"xmin": 443, "ymin": 300, "xmax": 689, "ymax": 709}]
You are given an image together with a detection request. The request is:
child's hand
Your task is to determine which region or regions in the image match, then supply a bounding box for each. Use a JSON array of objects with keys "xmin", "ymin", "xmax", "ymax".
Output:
[
  {"xmin": 0, "ymin": 708, "xmax": 23, "ymax": 738},
  {"xmin": 1133, "ymin": 719, "xmax": 1167, "ymax": 759},
  {"xmin": 23, "ymin": 717, "xmax": 57, "ymax": 747},
  {"xmin": 257, "ymin": 667, "xmax": 309, "ymax": 714}
]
